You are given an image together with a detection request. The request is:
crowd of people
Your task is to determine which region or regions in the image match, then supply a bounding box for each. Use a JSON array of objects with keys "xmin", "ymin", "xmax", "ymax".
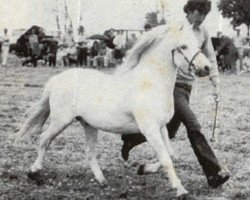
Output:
[
  {"xmin": 56, "ymin": 26, "xmax": 139, "ymax": 68},
  {"xmin": 0, "ymin": 25, "xmax": 140, "ymax": 68}
]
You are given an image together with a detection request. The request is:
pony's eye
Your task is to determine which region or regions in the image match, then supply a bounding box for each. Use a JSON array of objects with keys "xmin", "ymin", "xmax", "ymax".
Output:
[{"xmin": 180, "ymin": 45, "xmax": 188, "ymax": 50}]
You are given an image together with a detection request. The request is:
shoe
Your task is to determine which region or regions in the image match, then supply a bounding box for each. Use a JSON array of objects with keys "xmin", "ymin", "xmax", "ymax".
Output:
[
  {"xmin": 207, "ymin": 173, "xmax": 230, "ymax": 188},
  {"xmin": 121, "ymin": 140, "xmax": 132, "ymax": 161}
]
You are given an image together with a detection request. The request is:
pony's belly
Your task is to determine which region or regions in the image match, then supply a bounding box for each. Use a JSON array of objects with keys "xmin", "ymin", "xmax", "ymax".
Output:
[{"xmin": 83, "ymin": 113, "xmax": 141, "ymax": 134}]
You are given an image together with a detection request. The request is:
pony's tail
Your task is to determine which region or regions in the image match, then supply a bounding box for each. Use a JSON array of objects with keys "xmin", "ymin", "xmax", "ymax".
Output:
[{"xmin": 18, "ymin": 82, "xmax": 51, "ymax": 138}]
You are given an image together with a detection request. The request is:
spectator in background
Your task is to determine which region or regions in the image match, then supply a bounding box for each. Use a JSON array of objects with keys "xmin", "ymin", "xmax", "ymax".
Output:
[
  {"xmin": 87, "ymin": 41, "xmax": 99, "ymax": 67},
  {"xmin": 0, "ymin": 28, "xmax": 10, "ymax": 66},
  {"xmin": 38, "ymin": 28, "xmax": 46, "ymax": 42},
  {"xmin": 242, "ymin": 51, "xmax": 250, "ymax": 73},
  {"xmin": 232, "ymin": 29, "xmax": 244, "ymax": 73},
  {"xmin": 93, "ymin": 41, "xmax": 112, "ymax": 68},
  {"xmin": 103, "ymin": 28, "xmax": 115, "ymax": 49},
  {"xmin": 76, "ymin": 26, "xmax": 88, "ymax": 67},
  {"xmin": 126, "ymin": 33, "xmax": 138, "ymax": 50},
  {"xmin": 63, "ymin": 29, "xmax": 75, "ymax": 55},
  {"xmin": 47, "ymin": 41, "xmax": 58, "ymax": 67},
  {"xmin": 29, "ymin": 28, "xmax": 39, "ymax": 67},
  {"xmin": 113, "ymin": 30, "xmax": 126, "ymax": 63},
  {"xmin": 217, "ymin": 32, "xmax": 238, "ymax": 73}
]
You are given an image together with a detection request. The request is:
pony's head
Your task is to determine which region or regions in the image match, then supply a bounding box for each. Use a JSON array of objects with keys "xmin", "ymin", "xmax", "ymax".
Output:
[
  {"xmin": 165, "ymin": 19, "xmax": 211, "ymax": 77},
  {"xmin": 119, "ymin": 18, "xmax": 211, "ymax": 77}
]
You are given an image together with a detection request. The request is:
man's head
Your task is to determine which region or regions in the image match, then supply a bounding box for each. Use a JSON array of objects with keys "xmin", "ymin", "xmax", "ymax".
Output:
[
  {"xmin": 4, "ymin": 28, "xmax": 7, "ymax": 34},
  {"xmin": 184, "ymin": 0, "xmax": 211, "ymax": 27}
]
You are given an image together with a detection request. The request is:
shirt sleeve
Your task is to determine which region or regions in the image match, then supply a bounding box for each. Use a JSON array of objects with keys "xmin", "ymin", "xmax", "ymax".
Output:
[{"xmin": 201, "ymin": 26, "xmax": 220, "ymax": 86}]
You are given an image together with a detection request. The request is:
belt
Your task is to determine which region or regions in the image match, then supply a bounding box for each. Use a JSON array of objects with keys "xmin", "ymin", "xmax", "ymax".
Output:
[{"xmin": 175, "ymin": 83, "xmax": 192, "ymax": 92}]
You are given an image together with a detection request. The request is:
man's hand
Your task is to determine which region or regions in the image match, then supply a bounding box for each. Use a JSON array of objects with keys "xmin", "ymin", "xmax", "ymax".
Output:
[
  {"xmin": 213, "ymin": 86, "xmax": 220, "ymax": 102},
  {"xmin": 213, "ymin": 93, "xmax": 220, "ymax": 102}
]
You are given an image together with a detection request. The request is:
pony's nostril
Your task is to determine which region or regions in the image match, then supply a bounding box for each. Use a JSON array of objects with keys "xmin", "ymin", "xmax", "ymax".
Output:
[{"xmin": 205, "ymin": 66, "xmax": 209, "ymax": 72}]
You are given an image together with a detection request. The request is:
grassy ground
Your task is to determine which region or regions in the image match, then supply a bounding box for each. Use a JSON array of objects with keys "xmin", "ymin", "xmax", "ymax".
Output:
[{"xmin": 0, "ymin": 62, "xmax": 249, "ymax": 199}]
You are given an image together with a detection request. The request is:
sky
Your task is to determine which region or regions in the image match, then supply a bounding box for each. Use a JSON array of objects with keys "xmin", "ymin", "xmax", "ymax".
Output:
[{"xmin": 0, "ymin": 0, "xmax": 246, "ymax": 37}]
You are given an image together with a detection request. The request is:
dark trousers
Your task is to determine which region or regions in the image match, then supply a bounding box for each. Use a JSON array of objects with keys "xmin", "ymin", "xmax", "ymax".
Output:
[
  {"xmin": 77, "ymin": 47, "xmax": 88, "ymax": 67},
  {"xmin": 122, "ymin": 84, "xmax": 221, "ymax": 177}
]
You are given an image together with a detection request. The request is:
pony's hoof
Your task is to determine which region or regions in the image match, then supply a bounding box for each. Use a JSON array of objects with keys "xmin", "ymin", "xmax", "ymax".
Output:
[
  {"xmin": 177, "ymin": 193, "xmax": 190, "ymax": 200},
  {"xmin": 137, "ymin": 165, "xmax": 145, "ymax": 175},
  {"xmin": 176, "ymin": 187, "xmax": 189, "ymax": 198},
  {"xmin": 100, "ymin": 178, "xmax": 109, "ymax": 188},
  {"xmin": 27, "ymin": 171, "xmax": 44, "ymax": 186},
  {"xmin": 27, "ymin": 171, "xmax": 40, "ymax": 180}
]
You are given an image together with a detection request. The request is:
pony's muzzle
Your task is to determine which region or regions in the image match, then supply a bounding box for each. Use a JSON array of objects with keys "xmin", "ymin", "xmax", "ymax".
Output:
[{"xmin": 195, "ymin": 65, "xmax": 210, "ymax": 77}]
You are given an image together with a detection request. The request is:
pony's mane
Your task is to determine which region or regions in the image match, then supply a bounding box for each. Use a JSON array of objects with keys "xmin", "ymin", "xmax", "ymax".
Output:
[{"xmin": 116, "ymin": 25, "xmax": 169, "ymax": 75}]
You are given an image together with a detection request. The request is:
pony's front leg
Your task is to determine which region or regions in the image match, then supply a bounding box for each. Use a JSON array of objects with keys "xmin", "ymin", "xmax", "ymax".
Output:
[
  {"xmin": 80, "ymin": 122, "xmax": 108, "ymax": 187},
  {"xmin": 138, "ymin": 126, "xmax": 176, "ymax": 175},
  {"xmin": 161, "ymin": 126, "xmax": 176, "ymax": 158},
  {"xmin": 136, "ymin": 118, "xmax": 188, "ymax": 197}
]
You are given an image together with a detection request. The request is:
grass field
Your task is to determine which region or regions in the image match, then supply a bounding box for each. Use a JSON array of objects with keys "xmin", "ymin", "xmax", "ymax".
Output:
[{"xmin": 0, "ymin": 63, "xmax": 249, "ymax": 200}]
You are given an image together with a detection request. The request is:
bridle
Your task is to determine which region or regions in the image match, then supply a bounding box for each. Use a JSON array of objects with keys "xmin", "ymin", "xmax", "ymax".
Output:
[{"xmin": 172, "ymin": 47, "xmax": 202, "ymax": 71}]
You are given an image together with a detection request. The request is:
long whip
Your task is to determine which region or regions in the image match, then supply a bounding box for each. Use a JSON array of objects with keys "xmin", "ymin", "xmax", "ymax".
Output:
[{"xmin": 210, "ymin": 100, "xmax": 219, "ymax": 142}]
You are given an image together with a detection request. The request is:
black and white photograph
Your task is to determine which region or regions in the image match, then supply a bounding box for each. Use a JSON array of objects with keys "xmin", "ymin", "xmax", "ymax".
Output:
[{"xmin": 0, "ymin": 0, "xmax": 249, "ymax": 199}]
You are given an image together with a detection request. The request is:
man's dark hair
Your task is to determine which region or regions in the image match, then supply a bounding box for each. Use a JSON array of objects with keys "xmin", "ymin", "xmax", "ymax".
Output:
[{"xmin": 183, "ymin": 0, "xmax": 211, "ymax": 15}]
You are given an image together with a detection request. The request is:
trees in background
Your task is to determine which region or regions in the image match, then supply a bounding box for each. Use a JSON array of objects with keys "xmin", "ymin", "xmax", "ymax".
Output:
[{"xmin": 218, "ymin": 0, "xmax": 250, "ymax": 36}]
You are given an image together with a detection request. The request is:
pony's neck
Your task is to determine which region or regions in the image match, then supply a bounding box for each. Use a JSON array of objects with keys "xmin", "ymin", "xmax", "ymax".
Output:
[{"xmin": 138, "ymin": 41, "xmax": 177, "ymax": 83}]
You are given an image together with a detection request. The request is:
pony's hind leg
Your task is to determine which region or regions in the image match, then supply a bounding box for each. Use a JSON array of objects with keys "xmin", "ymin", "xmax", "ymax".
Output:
[
  {"xmin": 79, "ymin": 120, "xmax": 107, "ymax": 186},
  {"xmin": 135, "ymin": 118, "xmax": 188, "ymax": 197},
  {"xmin": 30, "ymin": 117, "xmax": 73, "ymax": 174}
]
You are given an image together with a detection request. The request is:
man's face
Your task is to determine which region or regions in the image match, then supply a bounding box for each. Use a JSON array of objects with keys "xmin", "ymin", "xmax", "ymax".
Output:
[{"xmin": 187, "ymin": 10, "xmax": 207, "ymax": 27}]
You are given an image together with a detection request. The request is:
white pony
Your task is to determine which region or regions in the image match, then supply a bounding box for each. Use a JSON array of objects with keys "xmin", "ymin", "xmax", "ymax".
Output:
[{"xmin": 18, "ymin": 19, "xmax": 211, "ymax": 198}]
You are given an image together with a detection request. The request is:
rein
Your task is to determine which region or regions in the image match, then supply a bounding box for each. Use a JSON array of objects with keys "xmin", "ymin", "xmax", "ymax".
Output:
[{"xmin": 172, "ymin": 47, "xmax": 202, "ymax": 71}]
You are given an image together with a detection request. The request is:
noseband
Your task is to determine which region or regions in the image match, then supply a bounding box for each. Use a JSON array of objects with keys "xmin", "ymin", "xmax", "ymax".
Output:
[{"xmin": 172, "ymin": 47, "xmax": 202, "ymax": 71}]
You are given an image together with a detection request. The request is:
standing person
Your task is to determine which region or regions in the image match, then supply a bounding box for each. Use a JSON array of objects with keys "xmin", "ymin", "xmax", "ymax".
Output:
[
  {"xmin": 0, "ymin": 29, "xmax": 10, "ymax": 66},
  {"xmin": 87, "ymin": 41, "xmax": 99, "ymax": 67},
  {"xmin": 76, "ymin": 26, "xmax": 88, "ymax": 67},
  {"xmin": 121, "ymin": 0, "xmax": 229, "ymax": 188},
  {"xmin": 93, "ymin": 41, "xmax": 112, "ymax": 68},
  {"xmin": 103, "ymin": 28, "xmax": 115, "ymax": 49},
  {"xmin": 232, "ymin": 29, "xmax": 244, "ymax": 73},
  {"xmin": 63, "ymin": 29, "xmax": 75, "ymax": 66},
  {"xmin": 126, "ymin": 33, "xmax": 138, "ymax": 50},
  {"xmin": 29, "ymin": 28, "xmax": 39, "ymax": 67},
  {"xmin": 217, "ymin": 32, "xmax": 238, "ymax": 73},
  {"xmin": 113, "ymin": 30, "xmax": 126, "ymax": 63}
]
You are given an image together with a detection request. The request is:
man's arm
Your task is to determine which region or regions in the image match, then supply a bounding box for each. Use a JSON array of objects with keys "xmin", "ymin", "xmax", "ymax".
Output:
[{"xmin": 202, "ymin": 27, "xmax": 220, "ymax": 101}]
